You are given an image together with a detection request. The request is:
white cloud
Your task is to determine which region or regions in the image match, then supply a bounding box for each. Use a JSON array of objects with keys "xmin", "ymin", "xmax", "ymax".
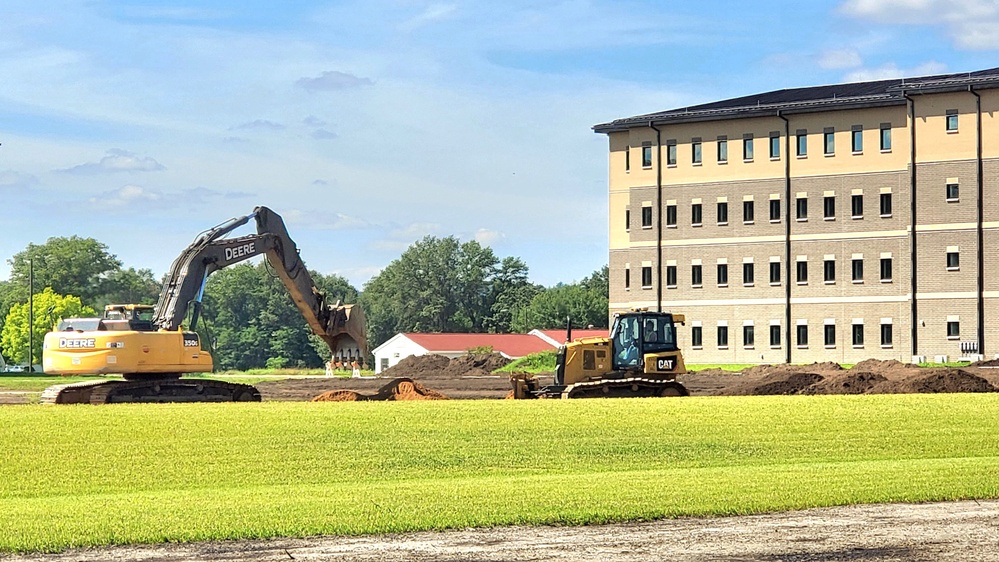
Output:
[
  {"xmin": 88, "ymin": 184, "xmax": 163, "ymax": 207},
  {"xmin": 59, "ymin": 149, "xmax": 166, "ymax": 175},
  {"xmin": 230, "ymin": 119, "xmax": 286, "ymax": 131},
  {"xmin": 295, "ymin": 71, "xmax": 374, "ymax": 93},
  {"xmin": 844, "ymin": 60, "xmax": 948, "ymax": 82},
  {"xmin": 840, "ymin": 0, "xmax": 999, "ymax": 49},
  {"xmin": 817, "ymin": 49, "xmax": 863, "ymax": 70},
  {"xmin": 0, "ymin": 170, "xmax": 39, "ymax": 189},
  {"xmin": 473, "ymin": 228, "xmax": 504, "ymax": 245},
  {"xmin": 399, "ymin": 3, "xmax": 458, "ymax": 31},
  {"xmin": 311, "ymin": 128, "xmax": 338, "ymax": 140}
]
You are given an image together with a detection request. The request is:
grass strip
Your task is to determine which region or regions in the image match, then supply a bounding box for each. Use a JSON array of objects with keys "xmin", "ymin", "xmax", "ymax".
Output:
[{"xmin": 0, "ymin": 394, "xmax": 997, "ymax": 552}]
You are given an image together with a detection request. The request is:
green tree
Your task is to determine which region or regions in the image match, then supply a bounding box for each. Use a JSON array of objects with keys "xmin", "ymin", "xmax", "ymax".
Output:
[
  {"xmin": 199, "ymin": 263, "xmax": 361, "ymax": 370},
  {"xmin": 486, "ymin": 257, "xmax": 542, "ymax": 333},
  {"xmin": 96, "ymin": 267, "xmax": 161, "ymax": 308},
  {"xmin": 516, "ymin": 284, "xmax": 608, "ymax": 331},
  {"xmin": 8, "ymin": 236, "xmax": 122, "ymax": 305},
  {"xmin": 0, "ymin": 288, "xmax": 95, "ymax": 366},
  {"xmin": 361, "ymin": 236, "xmax": 504, "ymax": 346}
]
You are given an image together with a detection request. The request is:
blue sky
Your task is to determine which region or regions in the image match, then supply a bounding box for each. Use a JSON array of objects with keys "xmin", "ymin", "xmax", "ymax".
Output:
[{"xmin": 2, "ymin": 0, "xmax": 998, "ymax": 289}]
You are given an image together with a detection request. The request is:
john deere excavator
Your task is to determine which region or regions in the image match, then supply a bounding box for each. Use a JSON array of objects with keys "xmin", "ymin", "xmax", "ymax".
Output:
[
  {"xmin": 510, "ymin": 309, "xmax": 689, "ymax": 398},
  {"xmin": 41, "ymin": 206, "xmax": 366, "ymax": 404}
]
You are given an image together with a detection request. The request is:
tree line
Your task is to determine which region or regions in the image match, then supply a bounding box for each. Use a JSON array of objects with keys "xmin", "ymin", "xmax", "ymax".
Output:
[{"xmin": 0, "ymin": 235, "xmax": 608, "ymax": 369}]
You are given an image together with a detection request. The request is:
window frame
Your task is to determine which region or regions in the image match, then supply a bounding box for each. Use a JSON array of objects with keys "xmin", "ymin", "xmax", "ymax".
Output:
[
  {"xmin": 823, "ymin": 130, "xmax": 835, "ymax": 155},
  {"xmin": 691, "ymin": 203, "xmax": 703, "ymax": 226},
  {"xmin": 851, "ymin": 127, "xmax": 863, "ymax": 153},
  {"xmin": 769, "ymin": 324, "xmax": 781, "ymax": 348},
  {"xmin": 769, "ymin": 199, "xmax": 781, "ymax": 223},
  {"xmin": 641, "ymin": 266, "xmax": 653, "ymax": 289},
  {"xmin": 823, "ymin": 196, "xmax": 835, "ymax": 220},
  {"xmin": 641, "ymin": 206, "xmax": 653, "ymax": 229},
  {"xmin": 691, "ymin": 264, "xmax": 703, "ymax": 287},
  {"xmin": 795, "ymin": 197, "xmax": 808, "ymax": 221},
  {"xmin": 641, "ymin": 145, "xmax": 653, "ymax": 168},
  {"xmin": 880, "ymin": 323, "xmax": 893, "ymax": 347},
  {"xmin": 880, "ymin": 193, "xmax": 892, "ymax": 217},
  {"xmin": 947, "ymin": 321, "xmax": 960, "ymax": 339},
  {"xmin": 717, "ymin": 325, "xmax": 729, "ymax": 348},
  {"xmin": 880, "ymin": 258, "xmax": 892, "ymax": 283},
  {"xmin": 769, "ymin": 134, "xmax": 781, "ymax": 159},
  {"xmin": 691, "ymin": 325, "xmax": 703, "ymax": 348},
  {"xmin": 823, "ymin": 259, "xmax": 835, "ymax": 284},
  {"xmin": 946, "ymin": 251, "xmax": 960, "ymax": 271},
  {"xmin": 717, "ymin": 138, "xmax": 728, "ymax": 163},
  {"xmin": 824, "ymin": 324, "xmax": 836, "ymax": 348},
  {"xmin": 796, "ymin": 131, "xmax": 807, "ymax": 157},
  {"xmin": 716, "ymin": 263, "xmax": 729, "ymax": 287},
  {"xmin": 796, "ymin": 260, "xmax": 808, "ymax": 284},
  {"xmin": 743, "ymin": 325, "xmax": 755, "ymax": 348},
  {"xmin": 852, "ymin": 258, "xmax": 864, "ymax": 283},
  {"xmin": 743, "ymin": 136, "xmax": 755, "ymax": 161},
  {"xmin": 691, "ymin": 139, "xmax": 702, "ymax": 165},
  {"xmin": 666, "ymin": 264, "xmax": 678, "ymax": 288},
  {"xmin": 769, "ymin": 261, "xmax": 781, "ymax": 285},
  {"xmin": 665, "ymin": 204, "xmax": 677, "ymax": 227},
  {"xmin": 851, "ymin": 194, "xmax": 864, "ymax": 218},
  {"xmin": 717, "ymin": 202, "xmax": 729, "ymax": 225},
  {"xmin": 880, "ymin": 124, "xmax": 892, "ymax": 151},
  {"xmin": 946, "ymin": 183, "xmax": 959, "ymax": 201},
  {"xmin": 743, "ymin": 262, "xmax": 755, "ymax": 286},
  {"xmin": 743, "ymin": 200, "xmax": 755, "ymax": 224},
  {"xmin": 796, "ymin": 324, "xmax": 808, "ymax": 347},
  {"xmin": 852, "ymin": 323, "xmax": 865, "ymax": 347}
]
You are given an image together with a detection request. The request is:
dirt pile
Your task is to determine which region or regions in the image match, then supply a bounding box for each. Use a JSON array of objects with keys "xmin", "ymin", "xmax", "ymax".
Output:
[
  {"xmin": 712, "ymin": 360, "xmax": 997, "ymax": 396},
  {"xmin": 381, "ymin": 353, "xmax": 511, "ymax": 379},
  {"xmin": 311, "ymin": 378, "xmax": 449, "ymax": 401}
]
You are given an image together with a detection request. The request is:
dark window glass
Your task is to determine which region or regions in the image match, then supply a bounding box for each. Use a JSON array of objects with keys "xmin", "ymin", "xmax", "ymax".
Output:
[
  {"xmin": 852, "ymin": 324, "xmax": 864, "ymax": 346},
  {"xmin": 796, "ymin": 261, "xmax": 808, "ymax": 283},
  {"xmin": 717, "ymin": 202, "xmax": 728, "ymax": 224},
  {"xmin": 881, "ymin": 324, "xmax": 893, "ymax": 346},
  {"xmin": 666, "ymin": 204, "xmax": 677, "ymax": 226},
  {"xmin": 666, "ymin": 265, "xmax": 677, "ymax": 287},
  {"xmin": 769, "ymin": 199, "xmax": 781, "ymax": 221},
  {"xmin": 625, "ymin": 209, "xmax": 630, "ymax": 230},
  {"xmin": 796, "ymin": 133, "xmax": 807, "ymax": 156},
  {"xmin": 824, "ymin": 260, "xmax": 835, "ymax": 282},
  {"xmin": 824, "ymin": 131, "xmax": 835, "ymax": 155},
  {"xmin": 880, "ymin": 126, "xmax": 892, "ymax": 150},
  {"xmin": 717, "ymin": 326, "xmax": 729, "ymax": 347},
  {"xmin": 947, "ymin": 251, "xmax": 960, "ymax": 269},
  {"xmin": 743, "ymin": 137, "xmax": 754, "ymax": 160},
  {"xmin": 852, "ymin": 259, "xmax": 864, "ymax": 282},
  {"xmin": 642, "ymin": 145, "xmax": 653, "ymax": 167},
  {"xmin": 770, "ymin": 135, "xmax": 781, "ymax": 158},
  {"xmin": 667, "ymin": 143, "xmax": 677, "ymax": 166},
  {"xmin": 851, "ymin": 194, "xmax": 863, "ymax": 217},
  {"xmin": 880, "ymin": 258, "xmax": 892, "ymax": 282},
  {"xmin": 743, "ymin": 262, "xmax": 754, "ymax": 285},
  {"xmin": 880, "ymin": 193, "xmax": 892, "ymax": 216},
  {"xmin": 692, "ymin": 203, "xmax": 703, "ymax": 225},
  {"xmin": 796, "ymin": 324, "xmax": 808, "ymax": 346},
  {"xmin": 947, "ymin": 321, "xmax": 960, "ymax": 338},
  {"xmin": 624, "ymin": 268, "xmax": 630, "ymax": 289},
  {"xmin": 946, "ymin": 183, "xmax": 959, "ymax": 200},
  {"xmin": 692, "ymin": 326, "xmax": 703, "ymax": 347},
  {"xmin": 717, "ymin": 139, "xmax": 727, "ymax": 162},
  {"xmin": 769, "ymin": 325, "xmax": 781, "ymax": 347},
  {"xmin": 743, "ymin": 325, "xmax": 755, "ymax": 347},
  {"xmin": 691, "ymin": 264, "xmax": 703, "ymax": 286},
  {"xmin": 852, "ymin": 129, "xmax": 863, "ymax": 152},
  {"xmin": 641, "ymin": 266, "xmax": 652, "ymax": 287},
  {"xmin": 770, "ymin": 261, "xmax": 781, "ymax": 284},
  {"xmin": 743, "ymin": 200, "xmax": 754, "ymax": 223},
  {"xmin": 824, "ymin": 196, "xmax": 835, "ymax": 219},
  {"xmin": 717, "ymin": 264, "xmax": 728, "ymax": 286},
  {"xmin": 692, "ymin": 141, "xmax": 702, "ymax": 164},
  {"xmin": 641, "ymin": 206, "xmax": 652, "ymax": 227},
  {"xmin": 796, "ymin": 197, "xmax": 807, "ymax": 220},
  {"xmin": 824, "ymin": 324, "xmax": 836, "ymax": 346}
]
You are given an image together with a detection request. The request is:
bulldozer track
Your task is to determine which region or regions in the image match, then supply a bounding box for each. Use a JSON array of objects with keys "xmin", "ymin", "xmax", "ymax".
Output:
[{"xmin": 561, "ymin": 377, "xmax": 689, "ymax": 399}]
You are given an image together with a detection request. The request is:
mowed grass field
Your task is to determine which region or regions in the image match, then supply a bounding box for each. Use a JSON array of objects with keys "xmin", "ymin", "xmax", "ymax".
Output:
[{"xmin": 1, "ymin": 394, "xmax": 998, "ymax": 553}]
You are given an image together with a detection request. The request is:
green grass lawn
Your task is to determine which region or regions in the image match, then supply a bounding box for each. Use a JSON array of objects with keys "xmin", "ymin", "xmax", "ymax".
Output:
[{"xmin": 1, "ymin": 394, "xmax": 998, "ymax": 553}]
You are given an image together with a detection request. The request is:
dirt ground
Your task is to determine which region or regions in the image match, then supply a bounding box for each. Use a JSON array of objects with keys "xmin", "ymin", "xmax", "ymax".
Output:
[{"xmin": 7, "ymin": 356, "xmax": 999, "ymax": 561}]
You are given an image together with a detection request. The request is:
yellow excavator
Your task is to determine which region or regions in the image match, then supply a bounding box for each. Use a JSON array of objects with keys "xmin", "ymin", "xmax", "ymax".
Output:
[
  {"xmin": 41, "ymin": 206, "xmax": 366, "ymax": 404},
  {"xmin": 510, "ymin": 309, "xmax": 689, "ymax": 398}
]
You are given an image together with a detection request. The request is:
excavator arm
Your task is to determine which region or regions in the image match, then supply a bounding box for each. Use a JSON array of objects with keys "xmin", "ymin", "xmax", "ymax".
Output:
[{"xmin": 152, "ymin": 206, "xmax": 367, "ymax": 363}]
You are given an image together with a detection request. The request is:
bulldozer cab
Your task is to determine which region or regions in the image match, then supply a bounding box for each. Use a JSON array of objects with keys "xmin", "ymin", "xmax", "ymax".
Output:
[{"xmin": 611, "ymin": 311, "xmax": 679, "ymax": 371}]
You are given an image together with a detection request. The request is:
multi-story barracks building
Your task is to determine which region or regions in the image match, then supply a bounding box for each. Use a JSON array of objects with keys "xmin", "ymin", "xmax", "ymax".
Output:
[{"xmin": 593, "ymin": 67, "xmax": 999, "ymax": 364}]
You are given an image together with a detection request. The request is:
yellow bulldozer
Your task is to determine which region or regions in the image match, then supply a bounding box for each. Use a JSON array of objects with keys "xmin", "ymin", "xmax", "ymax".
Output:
[{"xmin": 510, "ymin": 309, "xmax": 689, "ymax": 399}]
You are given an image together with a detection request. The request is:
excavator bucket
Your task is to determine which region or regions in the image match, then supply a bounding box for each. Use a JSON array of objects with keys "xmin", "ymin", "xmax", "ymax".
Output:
[{"xmin": 323, "ymin": 303, "xmax": 369, "ymax": 367}]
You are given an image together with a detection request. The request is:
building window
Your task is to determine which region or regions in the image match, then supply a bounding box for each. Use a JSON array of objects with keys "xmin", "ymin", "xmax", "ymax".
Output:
[
  {"xmin": 641, "ymin": 206, "xmax": 653, "ymax": 228},
  {"xmin": 769, "ymin": 199, "xmax": 781, "ymax": 222},
  {"xmin": 852, "ymin": 258, "xmax": 864, "ymax": 283},
  {"xmin": 824, "ymin": 259, "xmax": 835, "ymax": 283},
  {"xmin": 691, "ymin": 264, "xmax": 703, "ymax": 287},
  {"xmin": 641, "ymin": 266, "xmax": 653, "ymax": 288},
  {"xmin": 796, "ymin": 130, "xmax": 807, "ymax": 157},
  {"xmin": 642, "ymin": 144, "xmax": 653, "ymax": 167},
  {"xmin": 667, "ymin": 142, "xmax": 677, "ymax": 166},
  {"xmin": 743, "ymin": 325, "xmax": 755, "ymax": 347},
  {"xmin": 852, "ymin": 324, "xmax": 864, "ymax": 347},
  {"xmin": 824, "ymin": 130, "xmax": 835, "ymax": 155},
  {"xmin": 824, "ymin": 324, "xmax": 836, "ymax": 347},
  {"xmin": 743, "ymin": 262, "xmax": 754, "ymax": 286},
  {"xmin": 946, "ymin": 110, "xmax": 958, "ymax": 132},
  {"xmin": 717, "ymin": 263, "xmax": 729, "ymax": 286},
  {"xmin": 625, "ymin": 209, "xmax": 630, "ymax": 231},
  {"xmin": 691, "ymin": 203, "xmax": 703, "ymax": 226},
  {"xmin": 796, "ymin": 197, "xmax": 808, "ymax": 221},
  {"xmin": 880, "ymin": 124, "xmax": 892, "ymax": 151},
  {"xmin": 692, "ymin": 326, "xmax": 703, "ymax": 347},
  {"xmin": 666, "ymin": 265, "xmax": 677, "ymax": 288},
  {"xmin": 947, "ymin": 321, "xmax": 960, "ymax": 339},
  {"xmin": 717, "ymin": 138, "xmax": 728, "ymax": 163},
  {"xmin": 625, "ymin": 147, "xmax": 630, "ymax": 172},
  {"xmin": 743, "ymin": 200, "xmax": 754, "ymax": 224},
  {"xmin": 717, "ymin": 202, "xmax": 729, "ymax": 225},
  {"xmin": 946, "ymin": 183, "xmax": 959, "ymax": 201},
  {"xmin": 666, "ymin": 204, "xmax": 677, "ymax": 227},
  {"xmin": 770, "ymin": 133, "xmax": 781, "ymax": 159},
  {"xmin": 625, "ymin": 268, "xmax": 630, "ymax": 290},
  {"xmin": 692, "ymin": 139, "xmax": 702, "ymax": 164},
  {"xmin": 823, "ymin": 196, "xmax": 835, "ymax": 219},
  {"xmin": 881, "ymin": 323, "xmax": 893, "ymax": 347},
  {"xmin": 743, "ymin": 136, "xmax": 755, "ymax": 161},
  {"xmin": 851, "ymin": 194, "xmax": 863, "ymax": 218},
  {"xmin": 880, "ymin": 193, "xmax": 892, "ymax": 217},
  {"xmin": 770, "ymin": 261, "xmax": 781, "ymax": 285},
  {"xmin": 717, "ymin": 325, "xmax": 729, "ymax": 348},
  {"xmin": 880, "ymin": 258, "xmax": 892, "ymax": 282},
  {"xmin": 796, "ymin": 260, "xmax": 808, "ymax": 284},
  {"xmin": 796, "ymin": 324, "xmax": 808, "ymax": 347},
  {"xmin": 770, "ymin": 325, "xmax": 781, "ymax": 347},
  {"xmin": 851, "ymin": 127, "xmax": 863, "ymax": 153},
  {"xmin": 947, "ymin": 250, "xmax": 960, "ymax": 270}
]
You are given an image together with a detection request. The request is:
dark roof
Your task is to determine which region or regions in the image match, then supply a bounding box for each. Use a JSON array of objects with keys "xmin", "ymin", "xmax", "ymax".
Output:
[{"xmin": 593, "ymin": 67, "xmax": 999, "ymax": 133}]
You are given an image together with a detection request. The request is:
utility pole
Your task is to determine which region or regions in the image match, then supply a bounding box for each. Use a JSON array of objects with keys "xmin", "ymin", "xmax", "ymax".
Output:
[{"xmin": 28, "ymin": 258, "xmax": 34, "ymax": 372}]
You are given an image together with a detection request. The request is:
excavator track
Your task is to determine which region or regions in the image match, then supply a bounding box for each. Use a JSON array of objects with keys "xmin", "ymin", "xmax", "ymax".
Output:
[
  {"xmin": 41, "ymin": 378, "xmax": 261, "ymax": 404},
  {"xmin": 560, "ymin": 377, "xmax": 689, "ymax": 399}
]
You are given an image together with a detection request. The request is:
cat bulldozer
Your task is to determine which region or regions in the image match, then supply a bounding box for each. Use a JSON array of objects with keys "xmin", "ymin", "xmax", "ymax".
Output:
[
  {"xmin": 510, "ymin": 309, "xmax": 689, "ymax": 399},
  {"xmin": 41, "ymin": 206, "xmax": 366, "ymax": 404}
]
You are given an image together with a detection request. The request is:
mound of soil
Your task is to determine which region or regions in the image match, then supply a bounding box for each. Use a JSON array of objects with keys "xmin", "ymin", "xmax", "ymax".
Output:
[
  {"xmin": 742, "ymin": 362, "xmax": 842, "ymax": 378},
  {"xmin": 380, "ymin": 352, "xmax": 511, "ymax": 380},
  {"xmin": 718, "ymin": 372, "xmax": 825, "ymax": 396},
  {"xmin": 870, "ymin": 369, "xmax": 997, "ymax": 394},
  {"xmin": 850, "ymin": 359, "xmax": 917, "ymax": 376},
  {"xmin": 311, "ymin": 378, "xmax": 449, "ymax": 401},
  {"xmin": 800, "ymin": 371, "xmax": 887, "ymax": 395}
]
